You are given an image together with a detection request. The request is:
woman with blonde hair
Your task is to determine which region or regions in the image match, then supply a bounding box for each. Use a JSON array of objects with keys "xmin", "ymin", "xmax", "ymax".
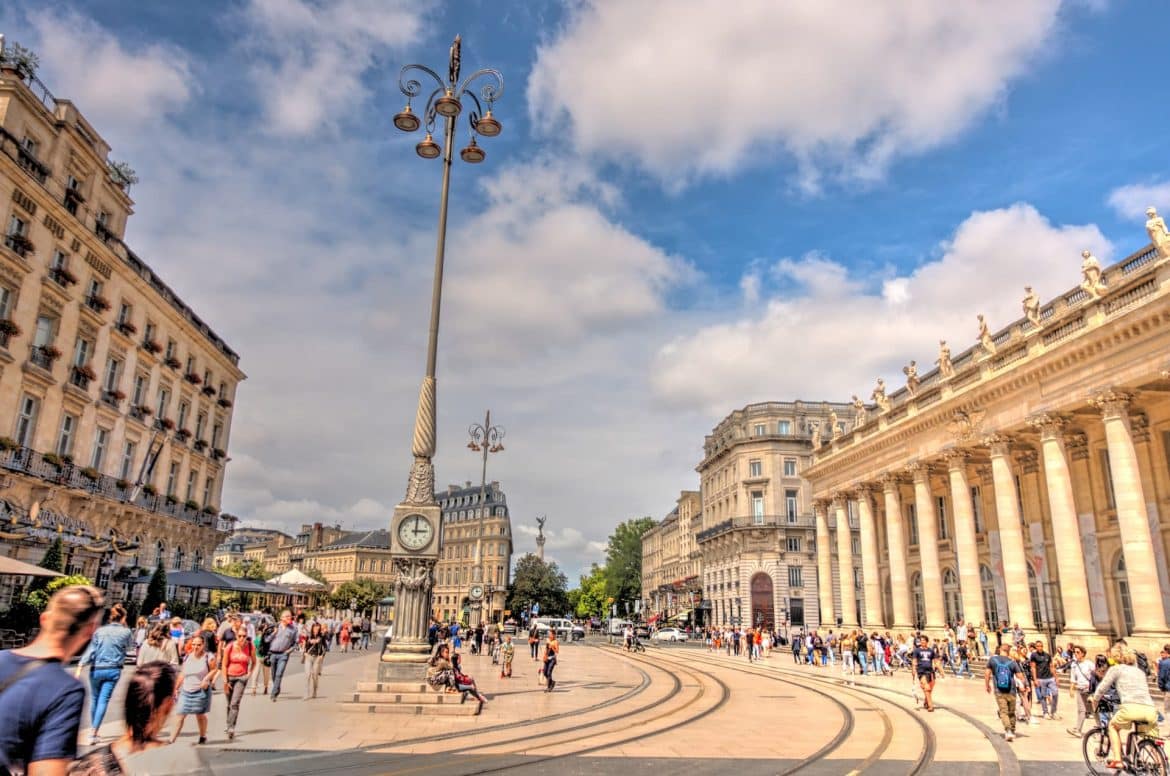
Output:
[
  {"xmin": 171, "ymin": 632, "xmax": 218, "ymax": 744},
  {"xmin": 1090, "ymin": 644, "xmax": 1160, "ymax": 770},
  {"xmin": 137, "ymin": 622, "xmax": 180, "ymax": 665}
]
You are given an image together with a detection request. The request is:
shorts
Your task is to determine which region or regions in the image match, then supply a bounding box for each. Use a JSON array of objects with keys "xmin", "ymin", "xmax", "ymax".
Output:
[
  {"xmin": 917, "ymin": 670, "xmax": 935, "ymax": 682},
  {"xmin": 1111, "ymin": 703, "xmax": 1158, "ymax": 730}
]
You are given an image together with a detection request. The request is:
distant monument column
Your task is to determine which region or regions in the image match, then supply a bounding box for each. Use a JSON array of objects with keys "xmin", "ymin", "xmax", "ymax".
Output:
[{"xmin": 536, "ymin": 515, "xmax": 547, "ymax": 561}]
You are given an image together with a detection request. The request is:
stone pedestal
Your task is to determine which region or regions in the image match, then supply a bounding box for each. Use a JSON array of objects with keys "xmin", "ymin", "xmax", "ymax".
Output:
[{"xmin": 378, "ymin": 642, "xmax": 432, "ymax": 682}]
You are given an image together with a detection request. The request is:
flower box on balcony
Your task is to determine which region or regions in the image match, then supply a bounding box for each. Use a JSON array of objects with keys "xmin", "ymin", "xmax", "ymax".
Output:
[
  {"xmin": 200, "ymin": 385, "xmax": 216, "ymax": 397},
  {"xmin": 176, "ymin": 428, "xmax": 192, "ymax": 440},
  {"xmin": 5, "ymin": 233, "xmax": 34, "ymax": 256},
  {"xmin": 80, "ymin": 466, "xmax": 100, "ymax": 481},
  {"xmin": 0, "ymin": 437, "xmax": 17, "ymax": 451},
  {"xmin": 184, "ymin": 499, "xmax": 200, "ymax": 511},
  {"xmin": 48, "ymin": 267, "xmax": 77, "ymax": 286},
  {"xmin": 0, "ymin": 319, "xmax": 21, "ymax": 337},
  {"xmin": 201, "ymin": 505, "xmax": 219, "ymax": 516},
  {"xmin": 64, "ymin": 187, "xmax": 86, "ymax": 204},
  {"xmin": 164, "ymin": 356, "xmax": 181, "ymax": 370},
  {"xmin": 159, "ymin": 417, "xmax": 175, "ymax": 431},
  {"xmin": 115, "ymin": 320, "xmax": 138, "ymax": 336},
  {"xmin": 42, "ymin": 345, "xmax": 62, "ymax": 360},
  {"xmin": 85, "ymin": 295, "xmax": 111, "ymax": 312},
  {"xmin": 73, "ymin": 363, "xmax": 98, "ymax": 381},
  {"xmin": 142, "ymin": 484, "xmax": 158, "ymax": 496},
  {"xmin": 165, "ymin": 494, "xmax": 178, "ymax": 505},
  {"xmin": 211, "ymin": 448, "xmax": 226, "ymax": 460},
  {"xmin": 142, "ymin": 339, "xmax": 163, "ymax": 354},
  {"xmin": 184, "ymin": 372, "xmax": 202, "ymax": 385},
  {"xmin": 134, "ymin": 404, "xmax": 154, "ymax": 417},
  {"xmin": 115, "ymin": 479, "xmax": 130, "ymax": 490},
  {"xmin": 217, "ymin": 398, "xmax": 233, "ymax": 408}
]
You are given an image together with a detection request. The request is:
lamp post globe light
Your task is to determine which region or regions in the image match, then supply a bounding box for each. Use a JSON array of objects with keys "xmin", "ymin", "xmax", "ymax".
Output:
[
  {"xmin": 467, "ymin": 410, "xmax": 504, "ymax": 627},
  {"xmin": 382, "ymin": 36, "xmax": 505, "ymax": 682}
]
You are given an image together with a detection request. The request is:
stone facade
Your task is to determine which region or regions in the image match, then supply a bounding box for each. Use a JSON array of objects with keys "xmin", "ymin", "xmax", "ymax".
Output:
[
  {"xmin": 641, "ymin": 491, "xmax": 701, "ymax": 624},
  {"xmin": 0, "ymin": 63, "xmax": 243, "ymax": 608},
  {"xmin": 696, "ymin": 401, "xmax": 859, "ymax": 632},
  {"xmin": 432, "ymin": 481, "xmax": 513, "ymax": 624},
  {"xmin": 805, "ymin": 234, "xmax": 1170, "ymax": 655}
]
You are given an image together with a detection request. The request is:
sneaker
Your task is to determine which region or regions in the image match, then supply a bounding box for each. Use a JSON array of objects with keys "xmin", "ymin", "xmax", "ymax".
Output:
[{"xmin": 1005, "ymin": 732, "xmax": 1015, "ymax": 742}]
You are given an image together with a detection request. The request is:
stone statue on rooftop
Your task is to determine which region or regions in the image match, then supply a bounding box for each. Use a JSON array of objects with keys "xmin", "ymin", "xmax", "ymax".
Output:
[
  {"xmin": 1022, "ymin": 286, "xmax": 1041, "ymax": 327},
  {"xmin": 871, "ymin": 378, "xmax": 891, "ymax": 413},
  {"xmin": 903, "ymin": 360, "xmax": 920, "ymax": 394},
  {"xmin": 851, "ymin": 395, "xmax": 866, "ymax": 427},
  {"xmin": 810, "ymin": 422, "xmax": 822, "ymax": 447},
  {"xmin": 1147, "ymin": 207, "xmax": 1170, "ymax": 259},
  {"xmin": 828, "ymin": 409, "xmax": 839, "ymax": 438},
  {"xmin": 977, "ymin": 314, "xmax": 996, "ymax": 356},
  {"xmin": 1080, "ymin": 249, "xmax": 1107, "ymax": 299},
  {"xmin": 936, "ymin": 340, "xmax": 954, "ymax": 379}
]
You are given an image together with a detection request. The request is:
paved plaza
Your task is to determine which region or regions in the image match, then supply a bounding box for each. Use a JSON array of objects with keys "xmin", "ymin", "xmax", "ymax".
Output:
[{"xmin": 77, "ymin": 639, "xmax": 1132, "ymax": 775}]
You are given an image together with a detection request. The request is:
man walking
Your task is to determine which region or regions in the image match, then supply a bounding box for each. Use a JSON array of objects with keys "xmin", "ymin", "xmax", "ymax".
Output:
[
  {"xmin": 986, "ymin": 643, "xmax": 1023, "ymax": 741},
  {"xmin": 1157, "ymin": 643, "xmax": 1170, "ymax": 736},
  {"xmin": 1030, "ymin": 640, "xmax": 1059, "ymax": 719},
  {"xmin": 265, "ymin": 610, "xmax": 299, "ymax": 701}
]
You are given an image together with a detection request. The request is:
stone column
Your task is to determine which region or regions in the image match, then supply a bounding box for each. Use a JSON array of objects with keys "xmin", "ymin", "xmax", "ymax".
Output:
[
  {"xmin": 1028, "ymin": 414, "xmax": 1095, "ymax": 634},
  {"xmin": 881, "ymin": 475, "xmax": 913, "ymax": 630},
  {"xmin": 834, "ymin": 496, "xmax": 859, "ymax": 629},
  {"xmin": 855, "ymin": 487, "xmax": 884, "ymax": 628},
  {"xmin": 909, "ymin": 463, "xmax": 946, "ymax": 630},
  {"xmin": 944, "ymin": 450, "xmax": 985, "ymax": 628},
  {"xmin": 985, "ymin": 435, "xmax": 1037, "ymax": 631},
  {"xmin": 1091, "ymin": 392, "xmax": 1170, "ymax": 636},
  {"xmin": 813, "ymin": 500, "xmax": 835, "ymax": 628}
]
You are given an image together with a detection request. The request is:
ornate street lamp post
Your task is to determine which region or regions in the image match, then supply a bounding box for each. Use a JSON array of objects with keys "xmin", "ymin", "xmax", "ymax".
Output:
[
  {"xmin": 466, "ymin": 410, "xmax": 504, "ymax": 626},
  {"xmin": 382, "ymin": 36, "xmax": 504, "ymax": 681}
]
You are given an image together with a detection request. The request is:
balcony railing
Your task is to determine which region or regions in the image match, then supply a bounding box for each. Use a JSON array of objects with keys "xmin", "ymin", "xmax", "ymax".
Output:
[
  {"xmin": 3, "ymin": 233, "xmax": 32, "ymax": 258},
  {"xmin": 28, "ymin": 345, "xmax": 57, "ymax": 371},
  {"xmin": 695, "ymin": 513, "xmax": 817, "ymax": 542},
  {"xmin": 68, "ymin": 367, "xmax": 92, "ymax": 390},
  {"xmin": 15, "ymin": 146, "xmax": 49, "ymax": 183},
  {"xmin": 0, "ymin": 446, "xmax": 223, "ymax": 530}
]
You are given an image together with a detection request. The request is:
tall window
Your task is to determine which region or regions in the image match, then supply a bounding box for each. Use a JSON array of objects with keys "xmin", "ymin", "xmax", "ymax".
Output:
[
  {"xmin": 0, "ymin": 285, "xmax": 13, "ymax": 320},
  {"xmin": 971, "ymin": 485, "xmax": 984, "ymax": 533},
  {"xmin": 907, "ymin": 503, "xmax": 919, "ymax": 545},
  {"xmin": 980, "ymin": 564, "xmax": 999, "ymax": 626},
  {"xmin": 57, "ymin": 413, "xmax": 78, "ymax": 457},
  {"xmin": 185, "ymin": 356, "xmax": 195, "ymax": 374},
  {"xmin": 788, "ymin": 566, "xmax": 803, "ymax": 587},
  {"xmin": 166, "ymin": 461, "xmax": 179, "ymax": 497},
  {"xmin": 103, "ymin": 357, "xmax": 121, "ymax": 393},
  {"xmin": 753, "ymin": 423, "xmax": 766, "ymax": 436},
  {"xmin": 748, "ymin": 459, "xmax": 762, "ymax": 477},
  {"xmin": 132, "ymin": 373, "xmax": 147, "ymax": 406},
  {"xmin": 90, "ymin": 428, "xmax": 109, "ymax": 470},
  {"xmin": 751, "ymin": 491, "xmax": 765, "ymax": 524},
  {"xmin": 778, "ymin": 420, "xmax": 791, "ymax": 435},
  {"xmin": 178, "ymin": 400, "xmax": 190, "ymax": 429},
  {"xmin": 785, "ymin": 489, "xmax": 798, "ymax": 522},
  {"xmin": 201, "ymin": 475, "xmax": 212, "ymax": 507},
  {"xmin": 156, "ymin": 387, "xmax": 170, "ymax": 418},
  {"xmin": 165, "ymin": 339, "xmax": 176, "ymax": 360},
  {"xmin": 786, "ymin": 536, "xmax": 801, "ymax": 552},
  {"xmin": 15, "ymin": 394, "xmax": 39, "ymax": 447},
  {"xmin": 936, "ymin": 495, "xmax": 948, "ymax": 540},
  {"xmin": 120, "ymin": 441, "xmax": 137, "ymax": 480},
  {"xmin": 783, "ymin": 458, "xmax": 797, "ymax": 477},
  {"xmin": 50, "ymin": 249, "xmax": 67, "ymax": 272},
  {"xmin": 1014, "ymin": 474, "xmax": 1026, "ymax": 524},
  {"xmin": 211, "ymin": 422, "xmax": 222, "ymax": 448},
  {"xmin": 185, "ymin": 470, "xmax": 197, "ymax": 501},
  {"xmin": 33, "ymin": 316, "xmax": 54, "ymax": 347},
  {"xmin": 195, "ymin": 412, "xmax": 206, "ymax": 440},
  {"xmin": 72, "ymin": 337, "xmax": 92, "ymax": 367},
  {"xmin": 143, "ymin": 321, "xmax": 155, "ymax": 344},
  {"xmin": 117, "ymin": 302, "xmax": 132, "ymax": 326}
]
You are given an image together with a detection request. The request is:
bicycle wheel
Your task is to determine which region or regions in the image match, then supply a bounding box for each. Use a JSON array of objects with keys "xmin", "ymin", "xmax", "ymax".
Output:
[
  {"xmin": 1082, "ymin": 728, "xmax": 1111, "ymax": 776},
  {"xmin": 1134, "ymin": 739, "xmax": 1169, "ymax": 776}
]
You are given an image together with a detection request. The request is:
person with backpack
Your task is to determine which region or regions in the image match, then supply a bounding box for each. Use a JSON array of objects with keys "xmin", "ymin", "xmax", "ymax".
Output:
[
  {"xmin": 1156, "ymin": 643, "xmax": 1170, "ymax": 736},
  {"xmin": 986, "ymin": 643, "xmax": 1025, "ymax": 741},
  {"xmin": 250, "ymin": 623, "xmax": 272, "ymax": 696},
  {"xmin": 222, "ymin": 621, "xmax": 255, "ymax": 740}
]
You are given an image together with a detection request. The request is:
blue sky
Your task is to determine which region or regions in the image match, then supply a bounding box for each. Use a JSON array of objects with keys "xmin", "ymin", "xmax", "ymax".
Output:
[{"xmin": 3, "ymin": 1, "xmax": 1168, "ymax": 580}]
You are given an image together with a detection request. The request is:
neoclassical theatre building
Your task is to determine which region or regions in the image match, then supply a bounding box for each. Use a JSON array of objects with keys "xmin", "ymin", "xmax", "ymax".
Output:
[
  {"xmin": 0, "ymin": 56, "xmax": 243, "ymax": 605},
  {"xmin": 805, "ymin": 222, "xmax": 1170, "ymax": 655}
]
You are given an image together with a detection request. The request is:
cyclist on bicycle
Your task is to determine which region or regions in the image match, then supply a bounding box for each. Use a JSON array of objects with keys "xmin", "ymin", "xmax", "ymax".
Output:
[{"xmin": 1089, "ymin": 644, "xmax": 1159, "ymax": 770}]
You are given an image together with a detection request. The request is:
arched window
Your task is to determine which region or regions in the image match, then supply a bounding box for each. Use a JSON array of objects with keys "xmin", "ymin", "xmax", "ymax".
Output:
[
  {"xmin": 942, "ymin": 567, "xmax": 961, "ymax": 625},
  {"xmin": 911, "ymin": 572, "xmax": 925, "ymax": 630},
  {"xmin": 979, "ymin": 564, "xmax": 999, "ymax": 626},
  {"xmin": 172, "ymin": 546, "xmax": 184, "ymax": 572}
]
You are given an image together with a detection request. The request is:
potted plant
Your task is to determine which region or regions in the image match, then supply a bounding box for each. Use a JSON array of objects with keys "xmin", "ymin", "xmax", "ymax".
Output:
[
  {"xmin": 184, "ymin": 499, "xmax": 200, "ymax": 511},
  {"xmin": 200, "ymin": 385, "xmax": 216, "ymax": 397},
  {"xmin": 142, "ymin": 339, "xmax": 162, "ymax": 354},
  {"xmin": 159, "ymin": 417, "xmax": 175, "ymax": 431},
  {"xmin": 115, "ymin": 479, "xmax": 130, "ymax": 490},
  {"xmin": 49, "ymin": 266, "xmax": 77, "ymax": 286},
  {"xmin": 86, "ymin": 295, "xmax": 111, "ymax": 312},
  {"xmin": 108, "ymin": 161, "xmax": 139, "ymax": 190},
  {"xmin": 0, "ymin": 319, "xmax": 21, "ymax": 337},
  {"xmin": 211, "ymin": 448, "xmax": 226, "ymax": 460},
  {"xmin": 184, "ymin": 372, "xmax": 202, "ymax": 385},
  {"xmin": 42, "ymin": 452, "xmax": 62, "ymax": 468},
  {"xmin": 0, "ymin": 43, "xmax": 40, "ymax": 79},
  {"xmin": 0, "ymin": 437, "xmax": 18, "ymax": 451},
  {"xmin": 116, "ymin": 320, "xmax": 138, "ymax": 336},
  {"xmin": 108, "ymin": 389, "xmax": 126, "ymax": 402},
  {"xmin": 165, "ymin": 494, "xmax": 178, "ymax": 505},
  {"xmin": 201, "ymin": 505, "xmax": 219, "ymax": 516},
  {"xmin": 73, "ymin": 363, "xmax": 98, "ymax": 381},
  {"xmin": 7, "ymin": 233, "xmax": 34, "ymax": 254},
  {"xmin": 142, "ymin": 483, "xmax": 158, "ymax": 496},
  {"xmin": 61, "ymin": 454, "xmax": 74, "ymax": 466},
  {"xmin": 135, "ymin": 404, "xmax": 154, "ymax": 417},
  {"xmin": 193, "ymin": 439, "xmax": 208, "ymax": 452},
  {"xmin": 175, "ymin": 428, "xmax": 192, "ymax": 440},
  {"xmin": 80, "ymin": 467, "xmax": 100, "ymax": 481},
  {"xmin": 164, "ymin": 356, "xmax": 181, "ymax": 370},
  {"xmin": 217, "ymin": 398, "xmax": 233, "ymax": 408},
  {"xmin": 39, "ymin": 344, "xmax": 63, "ymax": 362}
]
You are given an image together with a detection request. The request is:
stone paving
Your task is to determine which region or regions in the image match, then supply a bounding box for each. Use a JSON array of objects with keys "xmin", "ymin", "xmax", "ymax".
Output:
[{"xmin": 76, "ymin": 639, "xmax": 1166, "ymax": 774}]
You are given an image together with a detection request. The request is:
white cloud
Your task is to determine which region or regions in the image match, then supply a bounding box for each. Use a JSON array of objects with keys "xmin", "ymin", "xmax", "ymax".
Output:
[
  {"xmin": 651, "ymin": 204, "xmax": 1111, "ymax": 413},
  {"xmin": 1107, "ymin": 181, "xmax": 1170, "ymax": 219},
  {"xmin": 23, "ymin": 10, "xmax": 192, "ymax": 137},
  {"xmin": 515, "ymin": 524, "xmax": 607, "ymax": 568},
  {"xmin": 529, "ymin": 1, "xmax": 1066, "ymax": 188},
  {"xmin": 240, "ymin": 0, "xmax": 426, "ymax": 136}
]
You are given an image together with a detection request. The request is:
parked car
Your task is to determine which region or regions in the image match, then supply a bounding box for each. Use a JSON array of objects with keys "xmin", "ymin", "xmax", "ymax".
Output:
[
  {"xmin": 501, "ymin": 619, "xmax": 518, "ymax": 635},
  {"xmin": 570, "ymin": 622, "xmax": 586, "ymax": 641},
  {"xmin": 634, "ymin": 623, "xmax": 651, "ymax": 640},
  {"xmin": 651, "ymin": 627, "xmax": 688, "ymax": 642},
  {"xmin": 532, "ymin": 617, "xmax": 574, "ymax": 639}
]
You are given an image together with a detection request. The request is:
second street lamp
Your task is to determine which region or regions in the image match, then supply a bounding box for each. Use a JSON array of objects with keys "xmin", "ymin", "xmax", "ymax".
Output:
[{"xmin": 467, "ymin": 410, "xmax": 504, "ymax": 626}]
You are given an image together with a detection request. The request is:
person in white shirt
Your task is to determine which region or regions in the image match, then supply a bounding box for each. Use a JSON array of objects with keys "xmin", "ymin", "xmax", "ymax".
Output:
[{"xmin": 1067, "ymin": 644, "xmax": 1096, "ymax": 737}]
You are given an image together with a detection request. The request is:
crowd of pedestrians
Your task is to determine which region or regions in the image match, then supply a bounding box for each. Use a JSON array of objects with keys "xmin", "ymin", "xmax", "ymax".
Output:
[{"xmin": 0, "ymin": 584, "xmax": 380, "ymax": 774}]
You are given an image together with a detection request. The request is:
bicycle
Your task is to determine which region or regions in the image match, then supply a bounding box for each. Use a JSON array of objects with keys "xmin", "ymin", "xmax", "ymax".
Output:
[{"xmin": 1083, "ymin": 704, "xmax": 1168, "ymax": 775}]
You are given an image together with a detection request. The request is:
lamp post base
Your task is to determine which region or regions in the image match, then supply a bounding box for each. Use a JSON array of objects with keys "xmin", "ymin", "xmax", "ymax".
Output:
[{"xmin": 378, "ymin": 642, "xmax": 432, "ymax": 682}]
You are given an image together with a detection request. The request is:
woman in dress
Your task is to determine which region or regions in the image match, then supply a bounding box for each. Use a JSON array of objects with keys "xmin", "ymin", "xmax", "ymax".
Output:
[
  {"xmin": 339, "ymin": 619, "xmax": 352, "ymax": 653},
  {"xmin": 304, "ymin": 622, "xmax": 328, "ymax": 699},
  {"xmin": 171, "ymin": 632, "xmax": 219, "ymax": 744},
  {"xmin": 78, "ymin": 603, "xmax": 134, "ymax": 744}
]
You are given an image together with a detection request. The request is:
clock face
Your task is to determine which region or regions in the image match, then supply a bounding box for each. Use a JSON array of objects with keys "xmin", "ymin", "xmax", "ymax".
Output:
[
  {"xmin": 397, "ymin": 513, "xmax": 434, "ymax": 551},
  {"xmin": 469, "ymin": 584, "xmax": 484, "ymax": 600}
]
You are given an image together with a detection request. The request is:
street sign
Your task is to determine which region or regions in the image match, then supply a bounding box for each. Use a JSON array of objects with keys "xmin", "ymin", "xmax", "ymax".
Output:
[{"xmin": 731, "ymin": 616, "xmax": 741, "ymax": 625}]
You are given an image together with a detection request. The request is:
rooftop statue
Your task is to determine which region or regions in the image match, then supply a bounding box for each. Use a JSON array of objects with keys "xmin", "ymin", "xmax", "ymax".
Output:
[
  {"xmin": 1080, "ymin": 249, "xmax": 1107, "ymax": 299},
  {"xmin": 1147, "ymin": 207, "xmax": 1170, "ymax": 259},
  {"xmin": 871, "ymin": 378, "xmax": 891, "ymax": 413},
  {"xmin": 1022, "ymin": 286, "xmax": 1041, "ymax": 327},
  {"xmin": 851, "ymin": 395, "xmax": 867, "ymax": 427},
  {"xmin": 936, "ymin": 340, "xmax": 954, "ymax": 379},
  {"xmin": 977, "ymin": 314, "xmax": 996, "ymax": 356},
  {"xmin": 903, "ymin": 360, "xmax": 920, "ymax": 394}
]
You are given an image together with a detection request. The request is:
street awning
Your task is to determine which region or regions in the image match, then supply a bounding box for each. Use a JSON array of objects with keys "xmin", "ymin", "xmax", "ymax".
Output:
[
  {"xmin": 0, "ymin": 556, "xmax": 64, "ymax": 578},
  {"xmin": 668, "ymin": 609, "xmax": 692, "ymax": 621},
  {"xmin": 128, "ymin": 570, "xmax": 294, "ymax": 595},
  {"xmin": 647, "ymin": 614, "xmax": 661, "ymax": 624}
]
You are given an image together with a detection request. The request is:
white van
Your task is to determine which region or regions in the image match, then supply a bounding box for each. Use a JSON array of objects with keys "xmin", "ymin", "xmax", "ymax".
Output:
[
  {"xmin": 533, "ymin": 617, "xmax": 573, "ymax": 639},
  {"xmin": 608, "ymin": 618, "xmax": 632, "ymax": 636}
]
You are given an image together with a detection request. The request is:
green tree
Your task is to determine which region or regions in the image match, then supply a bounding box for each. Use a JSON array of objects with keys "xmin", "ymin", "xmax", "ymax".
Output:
[
  {"xmin": 575, "ymin": 564, "xmax": 609, "ymax": 619},
  {"xmin": 24, "ymin": 573, "xmax": 93, "ymax": 611},
  {"xmin": 28, "ymin": 537, "xmax": 65, "ymax": 594},
  {"xmin": 218, "ymin": 559, "xmax": 268, "ymax": 581},
  {"xmin": 506, "ymin": 553, "xmax": 569, "ymax": 618},
  {"xmin": 603, "ymin": 517, "xmax": 656, "ymax": 609},
  {"xmin": 142, "ymin": 562, "xmax": 168, "ymax": 614},
  {"xmin": 329, "ymin": 579, "xmax": 387, "ymax": 614}
]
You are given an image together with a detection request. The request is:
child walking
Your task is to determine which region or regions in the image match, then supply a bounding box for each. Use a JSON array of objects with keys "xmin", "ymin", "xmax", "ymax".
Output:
[{"xmin": 500, "ymin": 635, "xmax": 515, "ymax": 678}]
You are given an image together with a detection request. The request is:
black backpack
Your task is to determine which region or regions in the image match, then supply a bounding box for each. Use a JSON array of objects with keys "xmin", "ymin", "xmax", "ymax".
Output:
[
  {"xmin": 256, "ymin": 624, "xmax": 276, "ymax": 657},
  {"xmin": 1136, "ymin": 651, "xmax": 1151, "ymax": 677}
]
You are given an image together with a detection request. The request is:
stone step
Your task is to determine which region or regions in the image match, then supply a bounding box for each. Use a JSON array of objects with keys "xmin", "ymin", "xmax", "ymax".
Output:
[
  {"xmin": 354, "ymin": 681, "xmax": 427, "ymax": 694},
  {"xmin": 339, "ymin": 700, "xmax": 481, "ymax": 716},
  {"xmin": 350, "ymin": 691, "xmax": 471, "ymax": 704}
]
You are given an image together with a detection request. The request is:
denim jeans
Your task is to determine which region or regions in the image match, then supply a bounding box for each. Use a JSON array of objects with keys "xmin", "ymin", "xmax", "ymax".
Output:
[
  {"xmin": 1035, "ymin": 677, "xmax": 1058, "ymax": 716},
  {"xmin": 269, "ymin": 652, "xmax": 291, "ymax": 699},
  {"xmin": 858, "ymin": 654, "xmax": 869, "ymax": 674},
  {"xmin": 89, "ymin": 667, "xmax": 123, "ymax": 731},
  {"xmin": 875, "ymin": 652, "xmax": 888, "ymax": 674},
  {"xmin": 225, "ymin": 676, "xmax": 248, "ymax": 731}
]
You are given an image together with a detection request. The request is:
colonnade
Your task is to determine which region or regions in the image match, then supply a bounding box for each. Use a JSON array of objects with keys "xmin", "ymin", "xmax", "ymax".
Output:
[{"xmin": 813, "ymin": 392, "xmax": 1169, "ymax": 646}]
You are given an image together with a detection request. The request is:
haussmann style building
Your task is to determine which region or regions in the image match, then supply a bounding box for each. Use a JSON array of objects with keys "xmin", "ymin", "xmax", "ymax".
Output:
[
  {"xmin": 805, "ymin": 221, "xmax": 1170, "ymax": 655},
  {"xmin": 0, "ymin": 54, "xmax": 244, "ymax": 606}
]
